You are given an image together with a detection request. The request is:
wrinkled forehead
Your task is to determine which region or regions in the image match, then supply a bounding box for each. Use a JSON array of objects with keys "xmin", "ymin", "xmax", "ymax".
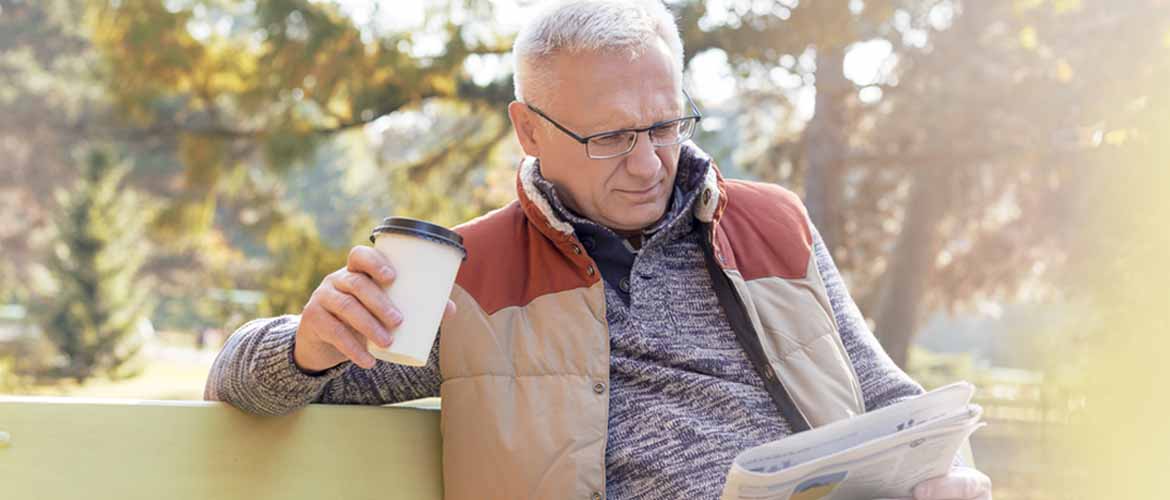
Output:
[
  {"xmin": 543, "ymin": 45, "xmax": 684, "ymax": 133},
  {"xmin": 582, "ymin": 87, "xmax": 684, "ymax": 131}
]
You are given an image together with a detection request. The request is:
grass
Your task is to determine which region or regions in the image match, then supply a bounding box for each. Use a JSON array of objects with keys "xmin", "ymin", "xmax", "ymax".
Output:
[{"xmin": 1, "ymin": 333, "xmax": 217, "ymax": 401}]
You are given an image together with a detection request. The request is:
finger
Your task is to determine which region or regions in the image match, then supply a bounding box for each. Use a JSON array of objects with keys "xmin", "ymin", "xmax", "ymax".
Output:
[
  {"xmin": 332, "ymin": 271, "xmax": 403, "ymax": 331},
  {"xmin": 443, "ymin": 299, "xmax": 457, "ymax": 318},
  {"xmin": 319, "ymin": 287, "xmax": 393, "ymax": 349},
  {"xmin": 346, "ymin": 246, "xmax": 396, "ymax": 287},
  {"xmin": 314, "ymin": 309, "xmax": 377, "ymax": 369},
  {"xmin": 914, "ymin": 468, "xmax": 990, "ymax": 500}
]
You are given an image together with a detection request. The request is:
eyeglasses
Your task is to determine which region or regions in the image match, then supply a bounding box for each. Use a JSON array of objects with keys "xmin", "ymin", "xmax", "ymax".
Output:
[{"xmin": 525, "ymin": 90, "xmax": 703, "ymax": 160}]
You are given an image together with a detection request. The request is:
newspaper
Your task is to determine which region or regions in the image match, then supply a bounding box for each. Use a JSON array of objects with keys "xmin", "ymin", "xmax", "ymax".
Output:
[{"xmin": 720, "ymin": 382, "xmax": 985, "ymax": 500}]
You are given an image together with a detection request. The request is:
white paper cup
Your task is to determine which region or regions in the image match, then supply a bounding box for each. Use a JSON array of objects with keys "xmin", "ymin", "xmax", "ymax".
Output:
[{"xmin": 368, "ymin": 217, "xmax": 466, "ymax": 366}]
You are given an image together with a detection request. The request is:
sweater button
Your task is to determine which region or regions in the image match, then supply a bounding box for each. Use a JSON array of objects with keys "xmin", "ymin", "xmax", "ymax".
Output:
[
  {"xmin": 586, "ymin": 265, "xmax": 596, "ymax": 277},
  {"xmin": 592, "ymin": 382, "xmax": 606, "ymax": 394},
  {"xmin": 591, "ymin": 492, "xmax": 602, "ymax": 500},
  {"xmin": 571, "ymin": 244, "xmax": 582, "ymax": 255}
]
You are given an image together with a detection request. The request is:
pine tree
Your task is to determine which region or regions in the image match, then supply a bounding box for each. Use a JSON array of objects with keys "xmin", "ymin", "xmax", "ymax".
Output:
[{"xmin": 38, "ymin": 146, "xmax": 154, "ymax": 382}]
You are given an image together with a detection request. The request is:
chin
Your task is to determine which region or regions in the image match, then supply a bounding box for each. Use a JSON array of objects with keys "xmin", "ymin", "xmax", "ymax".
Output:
[{"xmin": 608, "ymin": 204, "xmax": 667, "ymax": 231}]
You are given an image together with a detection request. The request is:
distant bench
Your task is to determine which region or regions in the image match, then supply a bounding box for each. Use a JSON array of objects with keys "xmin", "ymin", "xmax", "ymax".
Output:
[{"xmin": 0, "ymin": 396, "xmax": 443, "ymax": 499}]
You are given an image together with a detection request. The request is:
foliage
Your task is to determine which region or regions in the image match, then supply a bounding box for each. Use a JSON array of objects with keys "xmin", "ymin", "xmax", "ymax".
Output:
[
  {"xmin": 673, "ymin": 0, "xmax": 1170, "ymax": 365},
  {"xmin": 0, "ymin": 0, "xmax": 108, "ymax": 294},
  {"xmin": 3, "ymin": 0, "xmax": 1167, "ymax": 388},
  {"xmin": 255, "ymin": 211, "xmax": 350, "ymax": 317},
  {"xmin": 34, "ymin": 146, "xmax": 156, "ymax": 382},
  {"xmin": 66, "ymin": 0, "xmax": 520, "ymax": 322},
  {"xmin": 83, "ymin": 0, "xmax": 512, "ymax": 212}
]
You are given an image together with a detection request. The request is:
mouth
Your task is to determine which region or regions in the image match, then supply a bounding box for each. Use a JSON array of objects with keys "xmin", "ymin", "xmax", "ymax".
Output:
[{"xmin": 617, "ymin": 181, "xmax": 661, "ymax": 198}]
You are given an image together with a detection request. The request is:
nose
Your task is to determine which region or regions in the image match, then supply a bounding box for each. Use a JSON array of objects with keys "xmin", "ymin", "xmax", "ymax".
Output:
[{"xmin": 623, "ymin": 131, "xmax": 662, "ymax": 180}]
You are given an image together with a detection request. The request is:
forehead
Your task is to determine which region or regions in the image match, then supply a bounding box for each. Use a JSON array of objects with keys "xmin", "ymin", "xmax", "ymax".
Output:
[
  {"xmin": 587, "ymin": 86, "xmax": 682, "ymax": 131},
  {"xmin": 543, "ymin": 42, "xmax": 683, "ymax": 132}
]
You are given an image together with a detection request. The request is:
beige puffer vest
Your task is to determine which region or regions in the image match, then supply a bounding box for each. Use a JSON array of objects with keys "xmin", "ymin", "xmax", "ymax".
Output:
[{"xmin": 439, "ymin": 154, "xmax": 865, "ymax": 500}]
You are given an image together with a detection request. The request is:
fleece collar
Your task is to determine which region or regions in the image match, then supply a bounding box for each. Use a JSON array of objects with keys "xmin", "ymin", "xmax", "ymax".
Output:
[{"xmin": 514, "ymin": 141, "xmax": 726, "ymax": 244}]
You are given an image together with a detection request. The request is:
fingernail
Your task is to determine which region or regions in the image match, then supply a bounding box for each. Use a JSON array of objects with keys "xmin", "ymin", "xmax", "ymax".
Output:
[
  {"xmin": 380, "ymin": 266, "xmax": 395, "ymax": 281},
  {"xmin": 378, "ymin": 329, "xmax": 393, "ymax": 346},
  {"xmin": 389, "ymin": 308, "xmax": 403, "ymax": 325}
]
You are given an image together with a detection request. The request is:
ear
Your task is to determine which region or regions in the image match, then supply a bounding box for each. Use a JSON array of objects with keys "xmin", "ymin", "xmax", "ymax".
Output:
[{"xmin": 508, "ymin": 101, "xmax": 542, "ymax": 157}]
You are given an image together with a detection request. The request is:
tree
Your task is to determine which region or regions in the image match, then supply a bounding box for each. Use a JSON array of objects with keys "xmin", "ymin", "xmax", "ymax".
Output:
[
  {"xmin": 81, "ymin": 0, "xmax": 518, "ymax": 316},
  {"xmin": 36, "ymin": 146, "xmax": 155, "ymax": 382},
  {"xmin": 14, "ymin": 0, "xmax": 1162, "ymax": 370},
  {"xmin": 674, "ymin": 0, "xmax": 969, "ymax": 366},
  {"xmin": 857, "ymin": 0, "xmax": 1169, "ymax": 365},
  {"xmin": 675, "ymin": 0, "xmax": 1170, "ymax": 366},
  {"xmin": 0, "ymin": 0, "xmax": 110, "ymax": 294}
]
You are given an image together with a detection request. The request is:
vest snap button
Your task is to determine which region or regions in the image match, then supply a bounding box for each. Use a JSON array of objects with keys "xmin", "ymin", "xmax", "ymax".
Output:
[
  {"xmin": 703, "ymin": 188, "xmax": 712, "ymax": 204},
  {"xmin": 591, "ymin": 492, "xmax": 602, "ymax": 500},
  {"xmin": 764, "ymin": 366, "xmax": 777, "ymax": 381},
  {"xmin": 592, "ymin": 382, "xmax": 606, "ymax": 394},
  {"xmin": 619, "ymin": 277, "xmax": 630, "ymax": 293}
]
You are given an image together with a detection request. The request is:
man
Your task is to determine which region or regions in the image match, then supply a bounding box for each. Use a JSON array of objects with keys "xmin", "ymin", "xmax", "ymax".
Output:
[{"xmin": 206, "ymin": 1, "xmax": 992, "ymax": 499}]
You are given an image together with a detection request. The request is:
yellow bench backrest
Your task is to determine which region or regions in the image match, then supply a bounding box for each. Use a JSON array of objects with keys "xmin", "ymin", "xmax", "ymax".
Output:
[{"xmin": 0, "ymin": 396, "xmax": 442, "ymax": 500}]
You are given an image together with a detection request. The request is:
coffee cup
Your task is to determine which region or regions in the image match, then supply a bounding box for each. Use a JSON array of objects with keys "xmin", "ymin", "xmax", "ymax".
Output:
[{"xmin": 368, "ymin": 217, "xmax": 466, "ymax": 366}]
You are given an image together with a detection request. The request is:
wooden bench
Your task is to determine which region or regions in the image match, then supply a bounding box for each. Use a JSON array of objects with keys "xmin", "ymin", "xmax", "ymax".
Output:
[
  {"xmin": 1, "ymin": 396, "xmax": 976, "ymax": 499},
  {"xmin": 0, "ymin": 396, "xmax": 442, "ymax": 499}
]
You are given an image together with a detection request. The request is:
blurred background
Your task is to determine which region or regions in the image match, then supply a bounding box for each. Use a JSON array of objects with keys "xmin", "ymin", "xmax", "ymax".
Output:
[{"xmin": 1, "ymin": 0, "xmax": 1167, "ymax": 498}]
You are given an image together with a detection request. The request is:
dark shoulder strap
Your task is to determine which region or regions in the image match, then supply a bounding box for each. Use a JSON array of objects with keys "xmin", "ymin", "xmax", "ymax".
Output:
[{"xmin": 701, "ymin": 224, "xmax": 812, "ymax": 433}]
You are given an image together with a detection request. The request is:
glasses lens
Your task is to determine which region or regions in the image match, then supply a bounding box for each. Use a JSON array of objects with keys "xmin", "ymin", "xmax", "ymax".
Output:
[
  {"xmin": 649, "ymin": 118, "xmax": 697, "ymax": 146},
  {"xmin": 587, "ymin": 131, "xmax": 637, "ymax": 159}
]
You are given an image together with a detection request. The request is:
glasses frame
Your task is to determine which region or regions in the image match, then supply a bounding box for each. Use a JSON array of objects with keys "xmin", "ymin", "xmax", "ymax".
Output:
[{"xmin": 525, "ymin": 89, "xmax": 703, "ymax": 160}]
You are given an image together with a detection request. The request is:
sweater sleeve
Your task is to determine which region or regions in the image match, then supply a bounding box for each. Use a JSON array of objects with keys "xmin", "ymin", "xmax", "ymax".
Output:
[
  {"xmin": 204, "ymin": 314, "xmax": 442, "ymax": 416},
  {"xmin": 812, "ymin": 227, "xmax": 971, "ymax": 468},
  {"xmin": 809, "ymin": 225, "xmax": 925, "ymax": 411}
]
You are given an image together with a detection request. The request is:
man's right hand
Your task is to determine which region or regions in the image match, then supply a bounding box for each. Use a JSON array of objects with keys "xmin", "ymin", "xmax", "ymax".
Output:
[{"xmin": 293, "ymin": 245, "xmax": 456, "ymax": 373}]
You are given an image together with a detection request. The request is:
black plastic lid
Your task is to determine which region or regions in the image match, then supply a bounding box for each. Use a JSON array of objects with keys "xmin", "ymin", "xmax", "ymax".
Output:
[{"xmin": 370, "ymin": 217, "xmax": 466, "ymax": 258}]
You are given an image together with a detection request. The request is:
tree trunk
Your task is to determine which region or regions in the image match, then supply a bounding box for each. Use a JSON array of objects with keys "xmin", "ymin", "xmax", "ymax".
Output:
[
  {"xmin": 802, "ymin": 46, "xmax": 849, "ymax": 256},
  {"xmin": 871, "ymin": 167, "xmax": 949, "ymax": 368}
]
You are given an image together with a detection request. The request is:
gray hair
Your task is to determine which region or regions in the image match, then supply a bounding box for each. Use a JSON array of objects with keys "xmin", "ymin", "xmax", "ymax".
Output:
[{"xmin": 512, "ymin": 0, "xmax": 685, "ymax": 108}]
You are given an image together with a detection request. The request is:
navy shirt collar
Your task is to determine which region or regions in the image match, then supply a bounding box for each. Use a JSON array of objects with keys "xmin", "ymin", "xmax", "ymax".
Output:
[{"xmin": 529, "ymin": 159, "xmax": 704, "ymax": 304}]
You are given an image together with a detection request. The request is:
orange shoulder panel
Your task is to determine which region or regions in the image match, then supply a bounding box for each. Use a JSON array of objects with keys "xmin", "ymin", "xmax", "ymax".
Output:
[
  {"xmin": 453, "ymin": 202, "xmax": 594, "ymax": 315},
  {"xmin": 716, "ymin": 180, "xmax": 813, "ymax": 280}
]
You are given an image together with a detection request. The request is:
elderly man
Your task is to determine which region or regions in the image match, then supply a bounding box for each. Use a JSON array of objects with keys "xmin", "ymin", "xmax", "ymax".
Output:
[{"xmin": 206, "ymin": 1, "xmax": 992, "ymax": 499}]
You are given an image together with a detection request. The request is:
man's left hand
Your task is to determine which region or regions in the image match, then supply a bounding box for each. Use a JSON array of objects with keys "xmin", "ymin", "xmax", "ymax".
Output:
[{"xmin": 910, "ymin": 466, "xmax": 992, "ymax": 500}]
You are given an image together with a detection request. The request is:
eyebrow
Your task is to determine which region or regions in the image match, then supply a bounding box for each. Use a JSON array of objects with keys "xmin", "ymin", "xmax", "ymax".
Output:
[{"xmin": 586, "ymin": 108, "xmax": 682, "ymax": 133}]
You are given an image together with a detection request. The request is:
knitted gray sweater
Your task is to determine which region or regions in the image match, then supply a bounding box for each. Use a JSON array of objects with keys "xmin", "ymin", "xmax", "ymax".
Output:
[{"xmin": 205, "ymin": 163, "xmax": 923, "ymax": 500}]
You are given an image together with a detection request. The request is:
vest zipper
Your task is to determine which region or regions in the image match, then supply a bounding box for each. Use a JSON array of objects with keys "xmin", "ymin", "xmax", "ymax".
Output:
[{"xmin": 701, "ymin": 223, "xmax": 813, "ymax": 433}]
